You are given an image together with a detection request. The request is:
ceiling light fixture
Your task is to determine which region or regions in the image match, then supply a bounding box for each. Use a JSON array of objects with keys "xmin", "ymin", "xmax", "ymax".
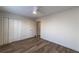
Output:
[
  {"xmin": 33, "ymin": 10, "xmax": 37, "ymax": 14},
  {"xmin": 33, "ymin": 6, "xmax": 38, "ymax": 15}
]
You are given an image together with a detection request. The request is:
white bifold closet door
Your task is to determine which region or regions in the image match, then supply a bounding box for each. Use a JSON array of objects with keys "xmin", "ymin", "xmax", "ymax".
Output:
[
  {"xmin": 0, "ymin": 17, "xmax": 31, "ymax": 45},
  {"xmin": 0, "ymin": 17, "xmax": 9, "ymax": 45},
  {"xmin": 3, "ymin": 18, "xmax": 9, "ymax": 44},
  {"xmin": 0, "ymin": 17, "xmax": 22, "ymax": 45},
  {"xmin": 9, "ymin": 18, "xmax": 22, "ymax": 43},
  {"xmin": 9, "ymin": 18, "xmax": 14, "ymax": 43},
  {"xmin": 13, "ymin": 19, "xmax": 22, "ymax": 41},
  {"xmin": 0, "ymin": 17, "xmax": 3, "ymax": 45},
  {"xmin": 0, "ymin": 17, "xmax": 35, "ymax": 45}
]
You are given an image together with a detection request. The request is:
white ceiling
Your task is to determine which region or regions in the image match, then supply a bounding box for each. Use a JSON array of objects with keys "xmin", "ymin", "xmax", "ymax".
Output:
[{"xmin": 0, "ymin": 6, "xmax": 75, "ymax": 19}]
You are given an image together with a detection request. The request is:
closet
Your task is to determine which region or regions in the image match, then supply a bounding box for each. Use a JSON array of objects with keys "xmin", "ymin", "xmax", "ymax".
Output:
[
  {"xmin": 0, "ymin": 17, "xmax": 9, "ymax": 45},
  {"xmin": 0, "ymin": 16, "xmax": 36, "ymax": 46}
]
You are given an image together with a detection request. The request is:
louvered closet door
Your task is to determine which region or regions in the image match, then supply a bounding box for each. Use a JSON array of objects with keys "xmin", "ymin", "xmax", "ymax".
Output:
[{"xmin": 13, "ymin": 19, "xmax": 21, "ymax": 41}]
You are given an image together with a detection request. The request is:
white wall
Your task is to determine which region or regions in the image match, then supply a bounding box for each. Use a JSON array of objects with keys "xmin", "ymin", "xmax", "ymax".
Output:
[
  {"xmin": 0, "ymin": 13, "xmax": 36, "ymax": 45},
  {"xmin": 37, "ymin": 7, "xmax": 79, "ymax": 51}
]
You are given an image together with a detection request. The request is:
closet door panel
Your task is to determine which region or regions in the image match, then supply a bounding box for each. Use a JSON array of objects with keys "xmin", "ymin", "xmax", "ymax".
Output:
[
  {"xmin": 13, "ymin": 19, "xmax": 20, "ymax": 41},
  {"xmin": 0, "ymin": 18, "xmax": 3, "ymax": 45},
  {"xmin": 17, "ymin": 19, "xmax": 22, "ymax": 40},
  {"xmin": 3, "ymin": 18, "xmax": 9, "ymax": 44},
  {"xmin": 9, "ymin": 18, "xmax": 14, "ymax": 43},
  {"xmin": 9, "ymin": 18, "xmax": 22, "ymax": 42},
  {"xmin": 21, "ymin": 19, "xmax": 28, "ymax": 39}
]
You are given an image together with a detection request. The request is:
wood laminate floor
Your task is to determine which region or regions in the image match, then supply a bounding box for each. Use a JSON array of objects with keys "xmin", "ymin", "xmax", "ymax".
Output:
[{"xmin": 0, "ymin": 37, "xmax": 78, "ymax": 53}]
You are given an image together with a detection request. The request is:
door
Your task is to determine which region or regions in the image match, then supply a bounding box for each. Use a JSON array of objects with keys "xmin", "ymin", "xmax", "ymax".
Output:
[
  {"xmin": 0, "ymin": 17, "xmax": 3, "ymax": 45},
  {"xmin": 3, "ymin": 18, "xmax": 9, "ymax": 44},
  {"xmin": 0, "ymin": 17, "xmax": 9, "ymax": 45},
  {"xmin": 36, "ymin": 21, "xmax": 40, "ymax": 38}
]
